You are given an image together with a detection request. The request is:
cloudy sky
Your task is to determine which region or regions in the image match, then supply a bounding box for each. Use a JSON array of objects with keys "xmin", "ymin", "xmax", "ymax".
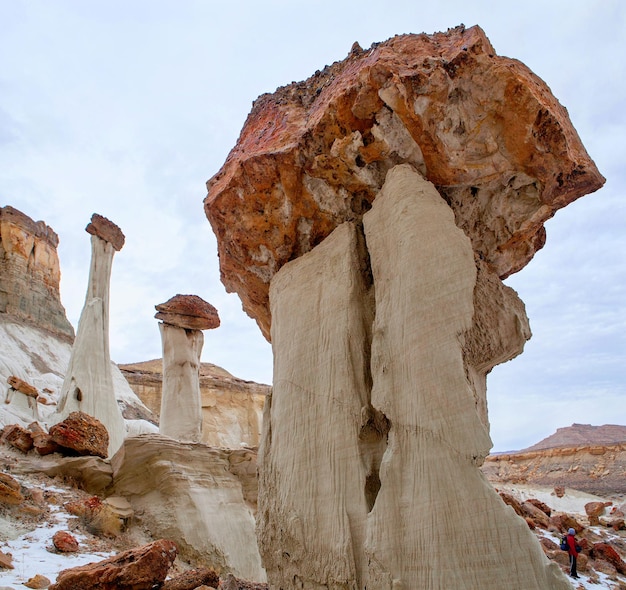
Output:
[{"xmin": 1, "ymin": 1, "xmax": 624, "ymax": 451}]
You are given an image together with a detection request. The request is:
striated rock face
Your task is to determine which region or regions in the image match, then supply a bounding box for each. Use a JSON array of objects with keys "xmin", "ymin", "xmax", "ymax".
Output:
[
  {"xmin": 205, "ymin": 25, "xmax": 604, "ymax": 340},
  {"xmin": 119, "ymin": 359, "xmax": 268, "ymax": 448},
  {"xmin": 206, "ymin": 24, "xmax": 602, "ymax": 590},
  {"xmin": 0, "ymin": 206, "xmax": 74, "ymax": 340},
  {"xmin": 259, "ymin": 165, "xmax": 563, "ymax": 588},
  {"xmin": 110, "ymin": 434, "xmax": 265, "ymax": 581}
]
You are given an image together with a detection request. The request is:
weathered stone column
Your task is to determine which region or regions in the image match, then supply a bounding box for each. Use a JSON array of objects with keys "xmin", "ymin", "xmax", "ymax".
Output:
[
  {"xmin": 155, "ymin": 294, "xmax": 220, "ymax": 442},
  {"xmin": 53, "ymin": 214, "xmax": 125, "ymax": 457},
  {"xmin": 204, "ymin": 25, "xmax": 604, "ymax": 590}
]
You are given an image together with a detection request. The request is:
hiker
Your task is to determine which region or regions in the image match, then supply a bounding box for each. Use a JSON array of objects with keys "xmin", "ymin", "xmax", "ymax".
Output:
[{"xmin": 565, "ymin": 527, "xmax": 581, "ymax": 579}]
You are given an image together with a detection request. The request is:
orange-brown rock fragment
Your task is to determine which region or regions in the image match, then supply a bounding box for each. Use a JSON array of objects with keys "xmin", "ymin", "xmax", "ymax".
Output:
[
  {"xmin": 155, "ymin": 294, "xmax": 220, "ymax": 331},
  {"xmin": 205, "ymin": 25, "xmax": 604, "ymax": 340},
  {"xmin": 49, "ymin": 539, "xmax": 178, "ymax": 590},
  {"xmin": 7, "ymin": 376, "xmax": 38, "ymax": 397},
  {"xmin": 86, "ymin": 213, "xmax": 125, "ymax": 251}
]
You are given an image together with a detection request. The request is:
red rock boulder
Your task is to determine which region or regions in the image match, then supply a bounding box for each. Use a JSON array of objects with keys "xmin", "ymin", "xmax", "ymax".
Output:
[
  {"xmin": 204, "ymin": 25, "xmax": 604, "ymax": 339},
  {"xmin": 49, "ymin": 411, "xmax": 109, "ymax": 458},
  {"xmin": 161, "ymin": 567, "xmax": 219, "ymax": 590},
  {"xmin": 589, "ymin": 542, "xmax": 626, "ymax": 575},
  {"xmin": 49, "ymin": 539, "xmax": 177, "ymax": 590},
  {"xmin": 1, "ymin": 424, "xmax": 34, "ymax": 453},
  {"xmin": 52, "ymin": 531, "xmax": 79, "ymax": 553},
  {"xmin": 584, "ymin": 500, "xmax": 611, "ymax": 525},
  {"xmin": 0, "ymin": 472, "xmax": 23, "ymax": 505}
]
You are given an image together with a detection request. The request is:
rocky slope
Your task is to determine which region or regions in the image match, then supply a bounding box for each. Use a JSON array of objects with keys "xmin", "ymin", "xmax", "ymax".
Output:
[
  {"xmin": 119, "ymin": 360, "xmax": 268, "ymax": 448},
  {"xmin": 483, "ymin": 424, "xmax": 626, "ymax": 497}
]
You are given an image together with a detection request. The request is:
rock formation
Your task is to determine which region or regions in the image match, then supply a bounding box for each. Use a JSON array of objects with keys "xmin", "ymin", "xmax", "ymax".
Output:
[
  {"xmin": 205, "ymin": 25, "xmax": 604, "ymax": 589},
  {"xmin": 119, "ymin": 359, "xmax": 268, "ymax": 448},
  {"xmin": 49, "ymin": 538, "xmax": 178, "ymax": 590},
  {"xmin": 155, "ymin": 294, "xmax": 220, "ymax": 443},
  {"xmin": 52, "ymin": 214, "xmax": 126, "ymax": 457},
  {"xmin": 109, "ymin": 433, "xmax": 265, "ymax": 581},
  {"xmin": 0, "ymin": 206, "xmax": 74, "ymax": 340}
]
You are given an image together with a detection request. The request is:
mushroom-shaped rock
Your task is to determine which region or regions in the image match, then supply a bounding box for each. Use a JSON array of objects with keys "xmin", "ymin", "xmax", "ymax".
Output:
[
  {"xmin": 205, "ymin": 24, "xmax": 604, "ymax": 341},
  {"xmin": 51, "ymin": 214, "xmax": 126, "ymax": 457},
  {"xmin": 155, "ymin": 295, "xmax": 220, "ymax": 443},
  {"xmin": 155, "ymin": 294, "xmax": 220, "ymax": 330},
  {"xmin": 205, "ymin": 25, "xmax": 599, "ymax": 590}
]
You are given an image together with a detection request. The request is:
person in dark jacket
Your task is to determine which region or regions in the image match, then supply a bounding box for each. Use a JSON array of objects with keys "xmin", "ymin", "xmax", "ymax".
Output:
[{"xmin": 566, "ymin": 527, "xmax": 580, "ymax": 579}]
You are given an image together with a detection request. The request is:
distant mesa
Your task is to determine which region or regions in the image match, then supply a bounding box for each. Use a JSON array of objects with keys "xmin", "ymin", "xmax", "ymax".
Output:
[{"xmin": 522, "ymin": 424, "xmax": 626, "ymax": 452}]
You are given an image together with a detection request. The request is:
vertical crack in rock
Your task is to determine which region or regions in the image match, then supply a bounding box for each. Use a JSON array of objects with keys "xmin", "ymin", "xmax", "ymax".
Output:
[{"xmin": 355, "ymin": 221, "xmax": 390, "ymax": 515}]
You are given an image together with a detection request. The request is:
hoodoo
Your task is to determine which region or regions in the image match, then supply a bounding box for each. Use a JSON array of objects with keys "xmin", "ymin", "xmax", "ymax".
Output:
[
  {"xmin": 155, "ymin": 294, "xmax": 220, "ymax": 443},
  {"xmin": 205, "ymin": 25, "xmax": 604, "ymax": 589},
  {"xmin": 52, "ymin": 214, "xmax": 126, "ymax": 457}
]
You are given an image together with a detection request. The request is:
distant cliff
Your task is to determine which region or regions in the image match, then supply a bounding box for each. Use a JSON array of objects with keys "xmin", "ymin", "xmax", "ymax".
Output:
[
  {"xmin": 0, "ymin": 206, "xmax": 74, "ymax": 340},
  {"xmin": 119, "ymin": 359, "xmax": 268, "ymax": 448},
  {"xmin": 483, "ymin": 424, "xmax": 626, "ymax": 495}
]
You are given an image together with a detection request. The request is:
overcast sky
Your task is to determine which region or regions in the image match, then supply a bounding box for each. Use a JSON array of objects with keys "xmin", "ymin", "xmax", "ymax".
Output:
[{"xmin": 1, "ymin": 1, "xmax": 624, "ymax": 452}]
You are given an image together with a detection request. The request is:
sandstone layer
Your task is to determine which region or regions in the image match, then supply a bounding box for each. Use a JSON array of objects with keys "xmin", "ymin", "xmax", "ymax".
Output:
[
  {"xmin": 0, "ymin": 206, "xmax": 74, "ymax": 340},
  {"xmin": 109, "ymin": 433, "xmax": 264, "ymax": 581},
  {"xmin": 205, "ymin": 25, "xmax": 604, "ymax": 340},
  {"xmin": 259, "ymin": 165, "xmax": 567, "ymax": 588},
  {"xmin": 119, "ymin": 359, "xmax": 268, "ymax": 448}
]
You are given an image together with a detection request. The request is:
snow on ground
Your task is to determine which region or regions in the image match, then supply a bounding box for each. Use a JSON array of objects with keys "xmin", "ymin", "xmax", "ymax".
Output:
[{"xmin": 0, "ymin": 477, "xmax": 115, "ymax": 588}]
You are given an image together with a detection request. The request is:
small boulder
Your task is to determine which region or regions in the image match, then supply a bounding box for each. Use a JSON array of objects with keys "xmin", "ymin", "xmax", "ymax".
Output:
[
  {"xmin": 589, "ymin": 542, "xmax": 626, "ymax": 575},
  {"xmin": 28, "ymin": 422, "xmax": 61, "ymax": 456},
  {"xmin": 1, "ymin": 424, "xmax": 34, "ymax": 452},
  {"xmin": 49, "ymin": 412, "xmax": 109, "ymax": 458},
  {"xmin": 25, "ymin": 574, "xmax": 51, "ymax": 589},
  {"xmin": 52, "ymin": 531, "xmax": 79, "ymax": 553},
  {"xmin": 7, "ymin": 376, "xmax": 38, "ymax": 397},
  {"xmin": 521, "ymin": 501, "xmax": 550, "ymax": 529},
  {"xmin": 49, "ymin": 539, "xmax": 177, "ymax": 590},
  {"xmin": 585, "ymin": 501, "xmax": 611, "ymax": 526},
  {"xmin": 553, "ymin": 486, "xmax": 565, "ymax": 498},
  {"xmin": 498, "ymin": 491, "xmax": 523, "ymax": 516},
  {"xmin": 0, "ymin": 472, "xmax": 23, "ymax": 505},
  {"xmin": 0, "ymin": 549, "xmax": 14, "ymax": 569},
  {"xmin": 161, "ymin": 567, "xmax": 219, "ymax": 590},
  {"xmin": 549, "ymin": 513, "xmax": 583, "ymax": 534},
  {"xmin": 526, "ymin": 498, "xmax": 552, "ymax": 517}
]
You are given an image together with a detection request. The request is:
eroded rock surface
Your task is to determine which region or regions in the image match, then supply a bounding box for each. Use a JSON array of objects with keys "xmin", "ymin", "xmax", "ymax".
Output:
[
  {"xmin": 0, "ymin": 206, "xmax": 74, "ymax": 340},
  {"xmin": 52, "ymin": 214, "xmax": 126, "ymax": 457},
  {"xmin": 205, "ymin": 25, "xmax": 604, "ymax": 340},
  {"xmin": 155, "ymin": 294, "xmax": 220, "ymax": 443},
  {"xmin": 109, "ymin": 434, "xmax": 265, "ymax": 582},
  {"xmin": 206, "ymin": 24, "xmax": 603, "ymax": 590},
  {"xmin": 260, "ymin": 166, "xmax": 564, "ymax": 588}
]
